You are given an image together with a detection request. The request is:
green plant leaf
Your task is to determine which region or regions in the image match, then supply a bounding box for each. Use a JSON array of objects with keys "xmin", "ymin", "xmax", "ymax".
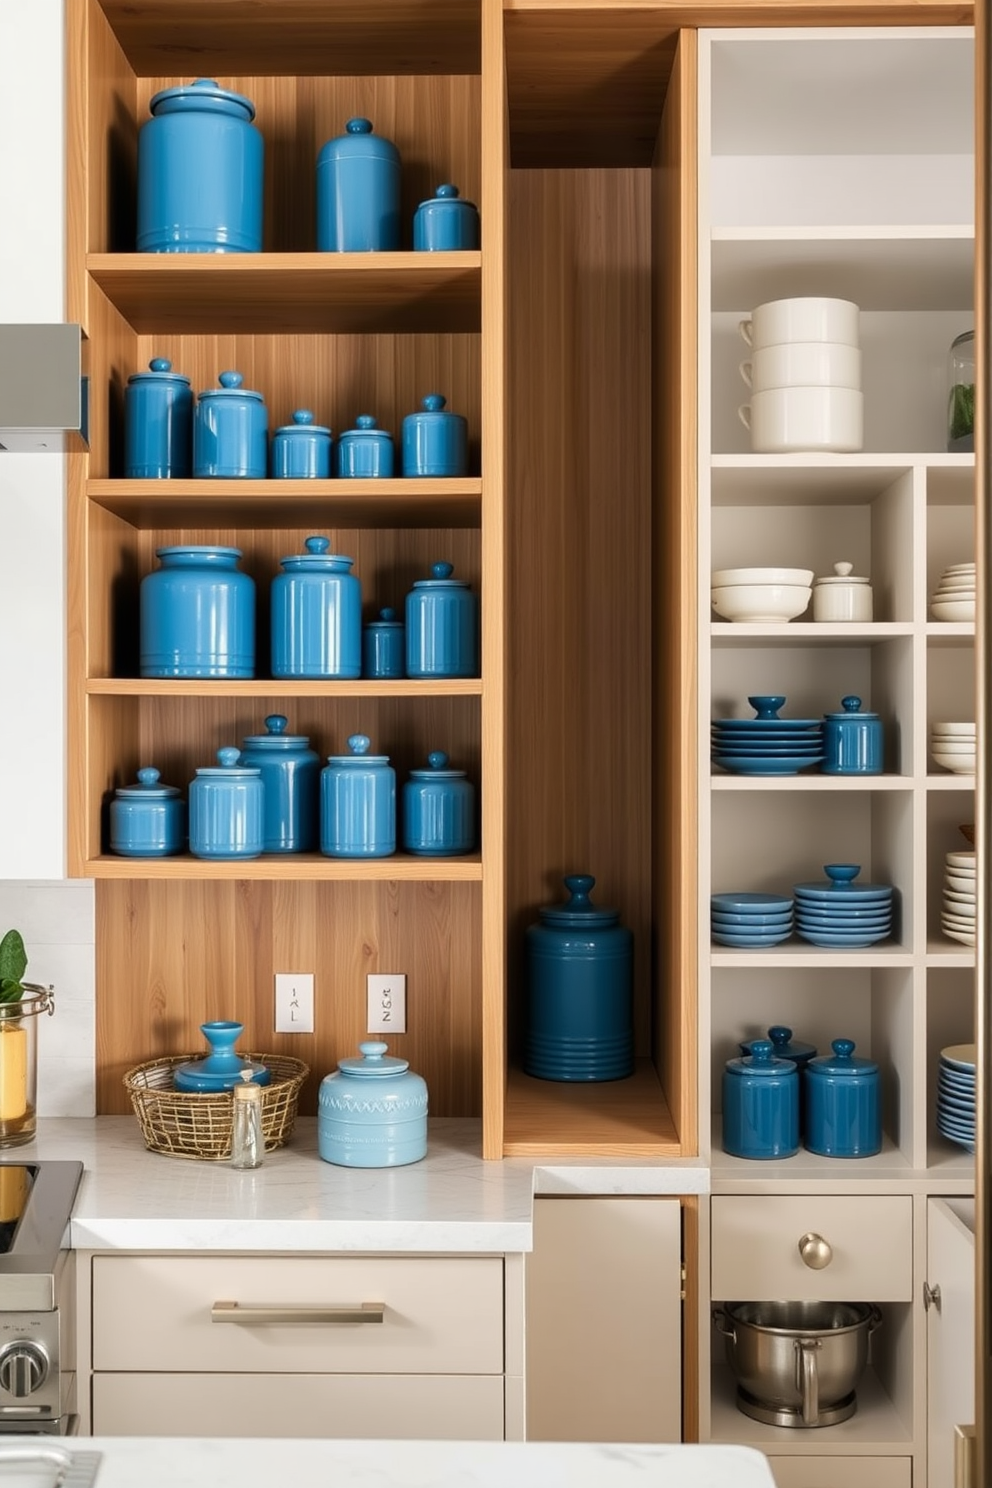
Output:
[{"xmin": 0, "ymin": 931, "xmax": 26, "ymax": 988}]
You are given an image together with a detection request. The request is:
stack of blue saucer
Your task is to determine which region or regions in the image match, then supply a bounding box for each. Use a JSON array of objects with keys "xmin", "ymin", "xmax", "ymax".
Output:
[
  {"xmin": 712, "ymin": 695, "xmax": 824, "ymax": 776},
  {"xmin": 936, "ymin": 1043, "xmax": 975, "ymax": 1153},
  {"xmin": 792, "ymin": 864, "xmax": 893, "ymax": 948},
  {"xmin": 711, "ymin": 891, "xmax": 794, "ymax": 948}
]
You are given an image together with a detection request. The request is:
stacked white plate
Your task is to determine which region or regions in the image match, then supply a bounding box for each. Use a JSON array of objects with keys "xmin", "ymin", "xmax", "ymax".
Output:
[
  {"xmin": 942, "ymin": 849, "xmax": 975, "ymax": 946},
  {"xmin": 930, "ymin": 721, "xmax": 976, "ymax": 775},
  {"xmin": 936, "ymin": 1043, "xmax": 975, "ymax": 1152},
  {"xmin": 930, "ymin": 562, "xmax": 975, "ymax": 623}
]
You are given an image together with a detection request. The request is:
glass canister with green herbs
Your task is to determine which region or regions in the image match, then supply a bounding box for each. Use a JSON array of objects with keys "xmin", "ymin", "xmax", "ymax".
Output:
[{"xmin": 947, "ymin": 330, "xmax": 975, "ymax": 452}]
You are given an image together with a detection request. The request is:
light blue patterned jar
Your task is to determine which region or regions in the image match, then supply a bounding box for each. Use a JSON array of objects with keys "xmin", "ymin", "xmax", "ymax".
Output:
[
  {"xmin": 270, "ymin": 409, "xmax": 333, "ymax": 479},
  {"xmin": 188, "ymin": 746, "xmax": 264, "ymax": 860},
  {"xmin": 193, "ymin": 371, "xmax": 268, "ymax": 479},
  {"xmin": 317, "ymin": 1041, "xmax": 427, "ymax": 1167},
  {"xmin": 401, "ymin": 394, "xmax": 468, "ymax": 477},
  {"xmin": 402, "ymin": 751, "xmax": 475, "ymax": 856},
  {"xmin": 362, "ymin": 607, "xmax": 405, "ymax": 678},
  {"xmin": 140, "ymin": 545, "xmax": 255, "ymax": 678},
  {"xmin": 316, "ymin": 118, "xmax": 401, "ymax": 252},
  {"xmin": 413, "ymin": 184, "xmax": 480, "ymax": 251},
  {"xmin": 405, "ymin": 561, "xmax": 479, "ymax": 678},
  {"xmin": 270, "ymin": 536, "xmax": 362, "ymax": 679},
  {"xmin": 125, "ymin": 358, "xmax": 193, "ymax": 478},
  {"xmin": 238, "ymin": 715, "xmax": 321, "ymax": 854},
  {"xmin": 109, "ymin": 767, "xmax": 187, "ymax": 858},
  {"xmin": 320, "ymin": 735, "xmax": 395, "ymax": 858}
]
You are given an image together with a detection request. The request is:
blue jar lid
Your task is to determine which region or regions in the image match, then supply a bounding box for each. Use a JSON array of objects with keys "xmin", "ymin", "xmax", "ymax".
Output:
[
  {"xmin": 326, "ymin": 734, "xmax": 390, "ymax": 767},
  {"xmin": 195, "ymin": 745, "xmax": 261, "ymax": 777},
  {"xmin": 274, "ymin": 409, "xmax": 331, "ymax": 438},
  {"xmin": 128, "ymin": 357, "xmax": 190, "ymax": 387},
  {"xmin": 409, "ymin": 751, "xmax": 465, "ymax": 780},
  {"xmin": 765, "ymin": 1025, "xmax": 818, "ymax": 1064},
  {"xmin": 725, "ymin": 1038, "xmax": 797, "ymax": 1078},
  {"xmin": 318, "ymin": 118, "xmax": 400, "ymax": 164},
  {"xmin": 368, "ymin": 607, "xmax": 402, "ymax": 629},
  {"xmin": 412, "ymin": 561, "xmax": 470, "ymax": 589},
  {"xmin": 808, "ymin": 1037, "xmax": 878, "ymax": 1078},
  {"xmin": 339, "ymin": 414, "xmax": 392, "ymax": 443},
  {"xmin": 416, "ymin": 183, "xmax": 478, "ymax": 214},
  {"xmin": 115, "ymin": 766, "xmax": 182, "ymax": 799},
  {"xmin": 154, "ymin": 544, "xmax": 243, "ymax": 565},
  {"xmin": 149, "ymin": 79, "xmax": 257, "ymax": 123},
  {"xmin": 198, "ymin": 371, "xmax": 265, "ymax": 402},
  {"xmin": 336, "ymin": 1040, "xmax": 409, "ymax": 1078},
  {"xmin": 823, "ymin": 695, "xmax": 879, "ymax": 720},
  {"xmin": 538, "ymin": 874, "xmax": 619, "ymax": 928},
  {"xmin": 406, "ymin": 393, "xmax": 459, "ymax": 420},
  {"xmin": 241, "ymin": 715, "xmax": 311, "ymax": 752},
  {"xmin": 279, "ymin": 535, "xmax": 354, "ymax": 572}
]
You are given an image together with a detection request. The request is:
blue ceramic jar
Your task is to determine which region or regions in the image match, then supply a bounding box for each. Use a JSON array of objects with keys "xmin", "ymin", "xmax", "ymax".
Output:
[
  {"xmin": 336, "ymin": 414, "xmax": 394, "ymax": 477},
  {"xmin": 413, "ymin": 184, "xmax": 480, "ymax": 251},
  {"xmin": 362, "ymin": 607, "xmax": 405, "ymax": 679},
  {"xmin": 320, "ymin": 735, "xmax": 396, "ymax": 858},
  {"xmin": 402, "ymin": 752, "xmax": 476, "ymax": 857},
  {"xmin": 821, "ymin": 696, "xmax": 884, "ymax": 775},
  {"xmin": 270, "ymin": 536, "xmax": 362, "ymax": 679},
  {"xmin": 270, "ymin": 410, "xmax": 333, "ymax": 479},
  {"xmin": 137, "ymin": 79, "xmax": 263, "ymax": 254},
  {"xmin": 193, "ymin": 371, "xmax": 268, "ymax": 478},
  {"xmin": 318, "ymin": 1041, "xmax": 428, "ymax": 1168},
  {"xmin": 173, "ymin": 1021, "xmax": 270, "ymax": 1093},
  {"xmin": 401, "ymin": 394, "xmax": 469, "ymax": 477},
  {"xmin": 316, "ymin": 118, "xmax": 401, "ymax": 252},
  {"xmin": 722, "ymin": 1039, "xmax": 799, "ymax": 1160},
  {"xmin": 741, "ymin": 1025, "xmax": 818, "ymax": 1138},
  {"xmin": 805, "ymin": 1038, "xmax": 881, "ymax": 1158},
  {"xmin": 109, "ymin": 767, "xmax": 187, "ymax": 858},
  {"xmin": 124, "ymin": 358, "xmax": 192, "ymax": 478},
  {"xmin": 405, "ymin": 561, "xmax": 479, "ymax": 678},
  {"xmin": 188, "ymin": 747, "xmax": 265, "ymax": 860},
  {"xmin": 524, "ymin": 875, "xmax": 633, "ymax": 1082},
  {"xmin": 140, "ymin": 545, "xmax": 255, "ymax": 678},
  {"xmin": 238, "ymin": 715, "xmax": 321, "ymax": 854}
]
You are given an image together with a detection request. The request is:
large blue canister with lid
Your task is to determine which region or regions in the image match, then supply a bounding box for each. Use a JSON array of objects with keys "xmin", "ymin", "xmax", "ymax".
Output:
[
  {"xmin": 238, "ymin": 715, "xmax": 321, "ymax": 854},
  {"xmin": 188, "ymin": 747, "xmax": 265, "ymax": 860},
  {"xmin": 137, "ymin": 78, "xmax": 263, "ymax": 254},
  {"xmin": 805, "ymin": 1038, "xmax": 881, "ymax": 1157},
  {"xmin": 723, "ymin": 1039, "xmax": 799, "ymax": 1159},
  {"xmin": 316, "ymin": 118, "xmax": 401, "ymax": 252},
  {"xmin": 320, "ymin": 735, "xmax": 396, "ymax": 858},
  {"xmin": 402, "ymin": 751, "xmax": 476, "ymax": 856},
  {"xmin": 140, "ymin": 544, "xmax": 255, "ymax": 678},
  {"xmin": 405, "ymin": 561, "xmax": 479, "ymax": 678},
  {"xmin": 401, "ymin": 394, "xmax": 469, "ymax": 477},
  {"xmin": 124, "ymin": 358, "xmax": 192, "ymax": 478},
  {"xmin": 270, "ymin": 410, "xmax": 333, "ymax": 479},
  {"xmin": 193, "ymin": 371, "xmax": 268, "ymax": 478},
  {"xmin": 270, "ymin": 536, "xmax": 362, "ymax": 679}
]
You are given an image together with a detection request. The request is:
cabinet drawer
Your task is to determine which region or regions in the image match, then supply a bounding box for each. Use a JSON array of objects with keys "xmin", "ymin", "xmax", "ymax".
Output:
[
  {"xmin": 768, "ymin": 1457, "xmax": 911, "ymax": 1488},
  {"xmin": 711, "ymin": 1196, "xmax": 912, "ymax": 1301},
  {"xmin": 92, "ymin": 1255, "xmax": 503, "ymax": 1373}
]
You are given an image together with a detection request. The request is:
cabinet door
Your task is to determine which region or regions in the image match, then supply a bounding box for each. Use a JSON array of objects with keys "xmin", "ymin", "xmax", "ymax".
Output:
[
  {"xmin": 525, "ymin": 1196, "xmax": 682, "ymax": 1442},
  {"xmin": 927, "ymin": 1197, "xmax": 975, "ymax": 1488}
]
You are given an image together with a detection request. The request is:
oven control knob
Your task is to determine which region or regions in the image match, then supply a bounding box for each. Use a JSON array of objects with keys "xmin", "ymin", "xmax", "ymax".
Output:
[{"xmin": 0, "ymin": 1342, "xmax": 48, "ymax": 1397}]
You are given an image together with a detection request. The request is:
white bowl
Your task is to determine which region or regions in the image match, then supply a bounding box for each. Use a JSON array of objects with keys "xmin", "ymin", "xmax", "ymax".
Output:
[
  {"xmin": 739, "ymin": 385, "xmax": 863, "ymax": 454},
  {"xmin": 929, "ymin": 738, "xmax": 977, "ymax": 752},
  {"xmin": 946, "ymin": 850, "xmax": 976, "ymax": 868},
  {"xmin": 932, "ymin": 751, "xmax": 976, "ymax": 773},
  {"xmin": 739, "ymin": 340, "xmax": 862, "ymax": 392},
  {"xmin": 711, "ymin": 566, "xmax": 814, "ymax": 588},
  {"xmin": 930, "ymin": 599, "xmax": 976, "ymax": 622},
  {"xmin": 711, "ymin": 583, "xmax": 812, "ymax": 623},
  {"xmin": 931, "ymin": 722, "xmax": 976, "ymax": 736},
  {"xmin": 738, "ymin": 296, "xmax": 860, "ymax": 350}
]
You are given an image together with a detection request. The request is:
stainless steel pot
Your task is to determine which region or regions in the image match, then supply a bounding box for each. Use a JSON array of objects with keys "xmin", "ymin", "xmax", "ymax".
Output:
[{"xmin": 714, "ymin": 1299, "xmax": 882, "ymax": 1427}]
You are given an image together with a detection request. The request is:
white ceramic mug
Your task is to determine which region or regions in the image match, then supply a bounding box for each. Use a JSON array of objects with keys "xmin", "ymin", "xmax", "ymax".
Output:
[
  {"xmin": 739, "ymin": 340, "xmax": 862, "ymax": 392},
  {"xmin": 738, "ymin": 386, "xmax": 864, "ymax": 453},
  {"xmin": 738, "ymin": 296, "xmax": 860, "ymax": 350}
]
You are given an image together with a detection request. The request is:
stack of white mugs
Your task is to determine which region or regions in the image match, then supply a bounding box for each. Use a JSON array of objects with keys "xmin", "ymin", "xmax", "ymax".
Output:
[{"xmin": 738, "ymin": 296, "xmax": 864, "ymax": 454}]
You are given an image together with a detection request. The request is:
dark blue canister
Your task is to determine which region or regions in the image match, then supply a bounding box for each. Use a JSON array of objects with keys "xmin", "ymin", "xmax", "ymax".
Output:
[
  {"xmin": 401, "ymin": 394, "xmax": 469, "ymax": 477},
  {"xmin": 413, "ymin": 184, "xmax": 480, "ymax": 251},
  {"xmin": 193, "ymin": 371, "xmax": 268, "ymax": 478},
  {"xmin": 524, "ymin": 874, "xmax": 633, "ymax": 1083},
  {"xmin": 188, "ymin": 747, "xmax": 264, "ymax": 860},
  {"xmin": 805, "ymin": 1038, "xmax": 881, "ymax": 1158},
  {"xmin": 140, "ymin": 545, "xmax": 255, "ymax": 678},
  {"xmin": 137, "ymin": 78, "xmax": 263, "ymax": 254},
  {"xmin": 316, "ymin": 118, "xmax": 401, "ymax": 252},
  {"xmin": 362, "ymin": 607, "xmax": 405, "ymax": 679},
  {"xmin": 320, "ymin": 735, "xmax": 396, "ymax": 859},
  {"xmin": 270, "ymin": 410, "xmax": 333, "ymax": 479},
  {"xmin": 337, "ymin": 414, "xmax": 394, "ymax": 478},
  {"xmin": 405, "ymin": 561, "xmax": 479, "ymax": 678},
  {"xmin": 124, "ymin": 358, "xmax": 192, "ymax": 478},
  {"xmin": 238, "ymin": 715, "xmax": 321, "ymax": 854},
  {"xmin": 109, "ymin": 767, "xmax": 187, "ymax": 858},
  {"xmin": 270, "ymin": 536, "xmax": 362, "ymax": 679},
  {"xmin": 402, "ymin": 752, "xmax": 476, "ymax": 857},
  {"xmin": 741, "ymin": 1025, "xmax": 818, "ymax": 1138},
  {"xmin": 822, "ymin": 696, "xmax": 884, "ymax": 775},
  {"xmin": 722, "ymin": 1040, "xmax": 799, "ymax": 1160}
]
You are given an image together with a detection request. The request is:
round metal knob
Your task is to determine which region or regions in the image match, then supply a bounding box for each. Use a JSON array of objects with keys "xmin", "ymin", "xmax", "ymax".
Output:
[
  {"xmin": 798, "ymin": 1232, "xmax": 833, "ymax": 1270},
  {"xmin": 0, "ymin": 1342, "xmax": 48, "ymax": 1397}
]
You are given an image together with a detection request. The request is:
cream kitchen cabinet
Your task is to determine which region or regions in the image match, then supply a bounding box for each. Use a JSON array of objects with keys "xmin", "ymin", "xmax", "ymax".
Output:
[{"xmin": 925, "ymin": 1197, "xmax": 975, "ymax": 1488}]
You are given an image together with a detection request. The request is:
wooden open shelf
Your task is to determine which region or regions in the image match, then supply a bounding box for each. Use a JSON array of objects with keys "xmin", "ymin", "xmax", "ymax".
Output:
[
  {"xmin": 86, "ymin": 479, "xmax": 482, "ymax": 530},
  {"xmin": 86, "ymin": 677, "xmax": 483, "ymax": 699},
  {"xmin": 84, "ymin": 851, "xmax": 483, "ymax": 882},
  {"xmin": 502, "ymin": 1061, "xmax": 680, "ymax": 1158}
]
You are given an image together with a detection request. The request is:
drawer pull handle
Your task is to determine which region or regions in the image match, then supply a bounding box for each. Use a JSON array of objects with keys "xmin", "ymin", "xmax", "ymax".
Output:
[
  {"xmin": 211, "ymin": 1300, "xmax": 385, "ymax": 1326},
  {"xmin": 798, "ymin": 1232, "xmax": 833, "ymax": 1270}
]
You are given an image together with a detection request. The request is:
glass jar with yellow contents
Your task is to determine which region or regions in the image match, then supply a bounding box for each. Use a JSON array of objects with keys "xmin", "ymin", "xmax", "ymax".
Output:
[{"xmin": 0, "ymin": 986, "xmax": 54, "ymax": 1147}]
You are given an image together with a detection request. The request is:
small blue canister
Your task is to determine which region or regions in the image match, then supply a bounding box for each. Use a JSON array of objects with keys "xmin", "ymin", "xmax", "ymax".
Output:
[
  {"xmin": 413, "ymin": 184, "xmax": 480, "ymax": 251},
  {"xmin": 406, "ymin": 561, "xmax": 479, "ymax": 678},
  {"xmin": 188, "ymin": 746, "xmax": 265, "ymax": 860},
  {"xmin": 401, "ymin": 394, "xmax": 469, "ymax": 477},
  {"xmin": 140, "ymin": 545, "xmax": 255, "ymax": 678},
  {"xmin": 109, "ymin": 767, "xmax": 187, "ymax": 858},
  {"xmin": 336, "ymin": 414, "xmax": 394, "ymax": 478},
  {"xmin": 270, "ymin": 410, "xmax": 333, "ymax": 479},
  {"xmin": 362, "ymin": 607, "xmax": 405, "ymax": 678},
  {"xmin": 741, "ymin": 1025, "xmax": 818, "ymax": 1138},
  {"xmin": 239, "ymin": 715, "xmax": 321, "ymax": 854},
  {"xmin": 805, "ymin": 1038, "xmax": 881, "ymax": 1158},
  {"xmin": 318, "ymin": 1041, "xmax": 428, "ymax": 1168},
  {"xmin": 402, "ymin": 751, "xmax": 476, "ymax": 857},
  {"xmin": 137, "ymin": 78, "xmax": 263, "ymax": 254},
  {"xmin": 723, "ymin": 1039, "xmax": 799, "ymax": 1160},
  {"xmin": 124, "ymin": 358, "xmax": 192, "ymax": 478},
  {"xmin": 316, "ymin": 118, "xmax": 401, "ymax": 252},
  {"xmin": 822, "ymin": 696, "xmax": 884, "ymax": 775},
  {"xmin": 320, "ymin": 735, "xmax": 396, "ymax": 858},
  {"xmin": 193, "ymin": 371, "xmax": 268, "ymax": 478},
  {"xmin": 270, "ymin": 536, "xmax": 362, "ymax": 679}
]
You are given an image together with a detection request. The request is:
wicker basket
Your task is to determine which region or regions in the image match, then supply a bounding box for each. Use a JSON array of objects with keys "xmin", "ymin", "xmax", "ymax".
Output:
[{"xmin": 123, "ymin": 1053, "xmax": 309, "ymax": 1161}]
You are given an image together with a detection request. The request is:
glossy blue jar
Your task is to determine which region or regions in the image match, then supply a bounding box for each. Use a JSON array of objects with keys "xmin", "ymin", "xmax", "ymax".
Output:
[
  {"xmin": 362, "ymin": 607, "xmax": 405, "ymax": 679},
  {"xmin": 193, "ymin": 371, "xmax": 268, "ymax": 478},
  {"xmin": 413, "ymin": 184, "xmax": 480, "ymax": 251},
  {"xmin": 124, "ymin": 358, "xmax": 192, "ymax": 478},
  {"xmin": 173, "ymin": 1022, "xmax": 270, "ymax": 1093},
  {"xmin": 723, "ymin": 1039, "xmax": 799, "ymax": 1160},
  {"xmin": 336, "ymin": 414, "xmax": 394, "ymax": 478},
  {"xmin": 741, "ymin": 1025, "xmax": 818, "ymax": 1138},
  {"xmin": 402, "ymin": 752, "xmax": 476, "ymax": 857},
  {"xmin": 805, "ymin": 1038, "xmax": 881, "ymax": 1158},
  {"xmin": 524, "ymin": 875, "xmax": 633, "ymax": 1082},
  {"xmin": 137, "ymin": 79, "xmax": 263, "ymax": 254},
  {"xmin": 821, "ymin": 696, "xmax": 884, "ymax": 775},
  {"xmin": 109, "ymin": 767, "xmax": 187, "ymax": 858},
  {"xmin": 270, "ymin": 536, "xmax": 362, "ymax": 679},
  {"xmin": 320, "ymin": 735, "xmax": 395, "ymax": 858},
  {"xmin": 316, "ymin": 118, "xmax": 401, "ymax": 252},
  {"xmin": 318, "ymin": 1041, "xmax": 428, "ymax": 1168},
  {"xmin": 405, "ymin": 561, "xmax": 479, "ymax": 678},
  {"xmin": 270, "ymin": 410, "xmax": 333, "ymax": 479},
  {"xmin": 189, "ymin": 747, "xmax": 265, "ymax": 860},
  {"xmin": 140, "ymin": 545, "xmax": 255, "ymax": 678},
  {"xmin": 239, "ymin": 715, "xmax": 321, "ymax": 854},
  {"xmin": 401, "ymin": 394, "xmax": 469, "ymax": 477}
]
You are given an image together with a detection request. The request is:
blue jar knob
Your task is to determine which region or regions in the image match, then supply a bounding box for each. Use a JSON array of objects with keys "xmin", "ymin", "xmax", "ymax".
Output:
[
  {"xmin": 821, "ymin": 695, "xmax": 883, "ymax": 776},
  {"xmin": 318, "ymin": 1040, "xmax": 428, "ymax": 1168},
  {"xmin": 270, "ymin": 408, "xmax": 333, "ymax": 479},
  {"xmin": 805, "ymin": 1037, "xmax": 881, "ymax": 1158},
  {"xmin": 405, "ymin": 561, "xmax": 479, "ymax": 678},
  {"xmin": 362, "ymin": 606, "xmax": 405, "ymax": 679},
  {"xmin": 193, "ymin": 370, "xmax": 268, "ymax": 478},
  {"xmin": 239, "ymin": 714, "xmax": 321, "ymax": 854},
  {"xmin": 188, "ymin": 746, "xmax": 265, "ymax": 861},
  {"xmin": 413, "ymin": 183, "xmax": 480, "ymax": 251},
  {"xmin": 402, "ymin": 750, "xmax": 476, "ymax": 857},
  {"xmin": 270, "ymin": 535, "xmax": 362, "ymax": 679},
  {"xmin": 140, "ymin": 544, "xmax": 255, "ymax": 678},
  {"xmin": 316, "ymin": 117, "xmax": 401, "ymax": 252},
  {"xmin": 336, "ymin": 413, "xmax": 395, "ymax": 478},
  {"xmin": 109, "ymin": 766, "xmax": 187, "ymax": 858},
  {"xmin": 125, "ymin": 357, "xmax": 193, "ymax": 478},
  {"xmin": 401, "ymin": 393, "xmax": 469, "ymax": 478},
  {"xmin": 320, "ymin": 735, "xmax": 396, "ymax": 859},
  {"xmin": 722, "ymin": 1039, "xmax": 799, "ymax": 1160}
]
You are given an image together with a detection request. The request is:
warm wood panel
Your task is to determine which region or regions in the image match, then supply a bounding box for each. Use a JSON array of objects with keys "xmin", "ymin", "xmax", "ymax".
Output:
[
  {"xmin": 87, "ymin": 480, "xmax": 482, "ymax": 531},
  {"xmin": 502, "ymin": 1063, "xmax": 679, "ymax": 1156}
]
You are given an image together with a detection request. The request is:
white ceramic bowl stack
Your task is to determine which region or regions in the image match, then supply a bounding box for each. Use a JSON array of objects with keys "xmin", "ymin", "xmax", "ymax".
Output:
[
  {"xmin": 941, "ymin": 849, "xmax": 975, "ymax": 946},
  {"xmin": 930, "ymin": 721, "xmax": 976, "ymax": 775},
  {"xmin": 930, "ymin": 562, "xmax": 975, "ymax": 623},
  {"xmin": 711, "ymin": 566, "xmax": 813, "ymax": 623},
  {"xmin": 737, "ymin": 296, "xmax": 863, "ymax": 454}
]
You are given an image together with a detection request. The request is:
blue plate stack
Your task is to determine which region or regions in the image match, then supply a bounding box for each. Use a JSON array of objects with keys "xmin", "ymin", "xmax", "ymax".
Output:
[
  {"xmin": 711, "ymin": 891, "xmax": 794, "ymax": 948},
  {"xmin": 712, "ymin": 694, "xmax": 824, "ymax": 776},
  {"xmin": 792, "ymin": 863, "xmax": 894, "ymax": 947},
  {"xmin": 936, "ymin": 1042, "xmax": 975, "ymax": 1153}
]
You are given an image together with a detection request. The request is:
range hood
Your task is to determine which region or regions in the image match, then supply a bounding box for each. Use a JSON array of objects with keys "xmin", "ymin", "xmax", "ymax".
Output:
[{"xmin": 0, "ymin": 324, "xmax": 88, "ymax": 453}]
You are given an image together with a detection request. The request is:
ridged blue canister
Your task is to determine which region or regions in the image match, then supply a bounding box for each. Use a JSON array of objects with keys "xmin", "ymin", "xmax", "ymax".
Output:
[
  {"xmin": 109, "ymin": 767, "xmax": 187, "ymax": 858},
  {"xmin": 336, "ymin": 414, "xmax": 394, "ymax": 477},
  {"xmin": 270, "ymin": 536, "xmax": 362, "ymax": 679},
  {"xmin": 362, "ymin": 607, "xmax": 405, "ymax": 679},
  {"xmin": 405, "ymin": 561, "xmax": 479, "ymax": 678},
  {"xmin": 805, "ymin": 1038, "xmax": 881, "ymax": 1158},
  {"xmin": 137, "ymin": 78, "xmax": 263, "ymax": 254},
  {"xmin": 124, "ymin": 358, "xmax": 192, "ymax": 478},
  {"xmin": 402, "ymin": 752, "xmax": 476, "ymax": 856},
  {"xmin": 193, "ymin": 371, "xmax": 268, "ymax": 478},
  {"xmin": 822, "ymin": 696, "xmax": 884, "ymax": 775},
  {"xmin": 238, "ymin": 715, "xmax": 321, "ymax": 854},
  {"xmin": 722, "ymin": 1039, "xmax": 799, "ymax": 1160},
  {"xmin": 188, "ymin": 747, "xmax": 264, "ymax": 860},
  {"xmin": 413, "ymin": 184, "xmax": 480, "ymax": 251},
  {"xmin": 401, "ymin": 394, "xmax": 469, "ymax": 477},
  {"xmin": 140, "ymin": 545, "xmax": 255, "ymax": 678},
  {"xmin": 316, "ymin": 118, "xmax": 401, "ymax": 252},
  {"xmin": 524, "ymin": 875, "xmax": 634, "ymax": 1082},
  {"xmin": 270, "ymin": 409, "xmax": 333, "ymax": 479},
  {"xmin": 740, "ymin": 1025, "xmax": 817, "ymax": 1138},
  {"xmin": 320, "ymin": 735, "xmax": 395, "ymax": 858},
  {"xmin": 318, "ymin": 1041, "xmax": 428, "ymax": 1168}
]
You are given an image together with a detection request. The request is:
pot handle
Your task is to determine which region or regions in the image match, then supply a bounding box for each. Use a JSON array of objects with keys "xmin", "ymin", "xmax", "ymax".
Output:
[
  {"xmin": 796, "ymin": 1337, "xmax": 821, "ymax": 1427},
  {"xmin": 711, "ymin": 1308, "xmax": 735, "ymax": 1341}
]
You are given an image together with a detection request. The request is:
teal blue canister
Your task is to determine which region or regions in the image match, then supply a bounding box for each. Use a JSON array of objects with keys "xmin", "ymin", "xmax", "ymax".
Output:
[
  {"xmin": 336, "ymin": 414, "xmax": 394, "ymax": 478},
  {"xmin": 805, "ymin": 1038, "xmax": 881, "ymax": 1158},
  {"xmin": 140, "ymin": 545, "xmax": 255, "ymax": 678},
  {"xmin": 270, "ymin": 536, "xmax": 362, "ymax": 679},
  {"xmin": 109, "ymin": 767, "xmax": 187, "ymax": 858},
  {"xmin": 320, "ymin": 735, "xmax": 396, "ymax": 859},
  {"xmin": 405, "ymin": 561, "xmax": 479, "ymax": 678},
  {"xmin": 270, "ymin": 410, "xmax": 333, "ymax": 479},
  {"xmin": 722, "ymin": 1040, "xmax": 799, "ymax": 1160},
  {"xmin": 238, "ymin": 715, "xmax": 321, "ymax": 854},
  {"xmin": 401, "ymin": 394, "xmax": 469, "ymax": 477},
  {"xmin": 193, "ymin": 371, "xmax": 268, "ymax": 478},
  {"xmin": 188, "ymin": 747, "xmax": 264, "ymax": 860},
  {"xmin": 316, "ymin": 118, "xmax": 401, "ymax": 253},
  {"xmin": 402, "ymin": 752, "xmax": 476, "ymax": 856},
  {"xmin": 821, "ymin": 695, "xmax": 884, "ymax": 775},
  {"xmin": 318, "ymin": 1041, "xmax": 427, "ymax": 1168},
  {"xmin": 412, "ymin": 184, "xmax": 480, "ymax": 251},
  {"xmin": 124, "ymin": 358, "xmax": 192, "ymax": 478},
  {"xmin": 362, "ymin": 607, "xmax": 405, "ymax": 679},
  {"xmin": 524, "ymin": 875, "xmax": 634, "ymax": 1082}
]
